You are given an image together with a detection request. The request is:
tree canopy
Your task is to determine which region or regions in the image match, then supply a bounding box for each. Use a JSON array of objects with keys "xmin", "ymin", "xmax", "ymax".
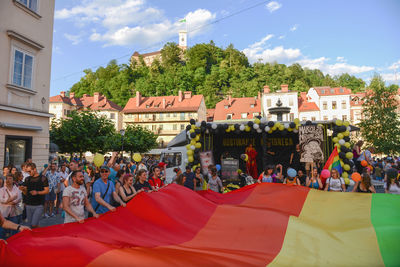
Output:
[
  {"xmin": 359, "ymin": 75, "xmax": 400, "ymax": 155},
  {"xmin": 69, "ymin": 42, "xmax": 391, "ymax": 109}
]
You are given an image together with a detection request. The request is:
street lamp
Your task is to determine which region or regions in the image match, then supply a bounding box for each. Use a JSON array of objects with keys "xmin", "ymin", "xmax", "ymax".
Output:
[{"xmin": 120, "ymin": 129, "xmax": 125, "ymax": 157}]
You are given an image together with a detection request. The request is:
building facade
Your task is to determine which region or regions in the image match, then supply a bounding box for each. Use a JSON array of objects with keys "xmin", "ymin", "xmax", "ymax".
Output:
[
  {"xmin": 213, "ymin": 95, "xmax": 261, "ymax": 122},
  {"xmin": 123, "ymin": 91, "xmax": 206, "ymax": 147},
  {"xmin": 49, "ymin": 92, "xmax": 123, "ymax": 131},
  {"xmin": 0, "ymin": 0, "xmax": 55, "ymax": 169},
  {"xmin": 261, "ymin": 85, "xmax": 298, "ymax": 121}
]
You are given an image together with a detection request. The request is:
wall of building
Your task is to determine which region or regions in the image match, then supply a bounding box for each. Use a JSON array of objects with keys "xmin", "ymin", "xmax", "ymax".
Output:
[
  {"xmin": 262, "ymin": 92, "xmax": 298, "ymax": 121},
  {"xmin": 299, "ymin": 111, "xmax": 320, "ymax": 121},
  {"xmin": 0, "ymin": 0, "xmax": 55, "ymax": 169}
]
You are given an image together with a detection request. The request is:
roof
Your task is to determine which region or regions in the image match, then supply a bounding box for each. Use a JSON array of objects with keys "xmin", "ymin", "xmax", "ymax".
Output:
[
  {"xmin": 123, "ymin": 94, "xmax": 204, "ymax": 113},
  {"xmin": 49, "ymin": 93, "xmax": 122, "ymax": 111},
  {"xmin": 213, "ymin": 97, "xmax": 261, "ymax": 121},
  {"xmin": 314, "ymin": 87, "xmax": 352, "ymax": 96},
  {"xmin": 206, "ymin": 109, "xmax": 215, "ymax": 118},
  {"xmin": 132, "ymin": 50, "xmax": 161, "ymax": 58},
  {"xmin": 298, "ymin": 101, "xmax": 320, "ymax": 112},
  {"xmin": 350, "ymin": 93, "xmax": 366, "ymax": 107}
]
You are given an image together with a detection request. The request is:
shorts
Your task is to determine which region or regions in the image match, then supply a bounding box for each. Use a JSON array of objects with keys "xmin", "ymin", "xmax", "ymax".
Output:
[
  {"xmin": 45, "ymin": 190, "xmax": 56, "ymax": 201},
  {"xmin": 26, "ymin": 205, "xmax": 44, "ymax": 227},
  {"xmin": 305, "ymin": 162, "xmax": 312, "ymax": 171}
]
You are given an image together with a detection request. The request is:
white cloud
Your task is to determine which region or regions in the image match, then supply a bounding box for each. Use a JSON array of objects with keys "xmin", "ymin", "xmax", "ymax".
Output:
[
  {"xmin": 290, "ymin": 24, "xmax": 299, "ymax": 32},
  {"xmin": 388, "ymin": 59, "xmax": 400, "ymax": 70},
  {"xmin": 266, "ymin": 1, "xmax": 282, "ymax": 13},
  {"xmin": 64, "ymin": 33, "xmax": 83, "ymax": 45},
  {"xmin": 381, "ymin": 73, "xmax": 399, "ymax": 83},
  {"xmin": 243, "ymin": 35, "xmax": 375, "ymax": 76},
  {"xmin": 56, "ymin": 1, "xmax": 215, "ymax": 47}
]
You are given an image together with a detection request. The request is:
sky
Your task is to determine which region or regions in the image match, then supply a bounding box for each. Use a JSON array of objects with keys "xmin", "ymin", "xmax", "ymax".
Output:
[{"xmin": 50, "ymin": 0, "xmax": 400, "ymax": 96}]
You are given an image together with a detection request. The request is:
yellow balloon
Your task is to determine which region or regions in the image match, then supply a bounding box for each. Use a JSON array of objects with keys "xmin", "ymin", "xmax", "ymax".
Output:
[
  {"xmin": 190, "ymin": 139, "xmax": 196, "ymax": 145},
  {"xmin": 344, "ymin": 177, "xmax": 350, "ymax": 185},
  {"xmin": 187, "ymin": 150, "xmax": 193, "ymax": 156},
  {"xmin": 268, "ymin": 130, "xmax": 273, "ymax": 134},
  {"xmin": 343, "ymin": 130, "xmax": 350, "ymax": 137},
  {"xmin": 288, "ymin": 127, "xmax": 293, "ymax": 132},
  {"xmin": 272, "ymin": 126, "xmax": 277, "ymax": 131},
  {"xmin": 93, "ymin": 153, "xmax": 104, "ymax": 167},
  {"xmin": 195, "ymin": 135, "xmax": 200, "ymax": 141},
  {"xmin": 186, "ymin": 144, "xmax": 191, "ymax": 150},
  {"xmin": 294, "ymin": 118, "xmax": 300, "ymax": 124},
  {"xmin": 336, "ymin": 119, "xmax": 343, "ymax": 126},
  {"xmin": 344, "ymin": 142, "xmax": 351, "ymax": 148},
  {"xmin": 191, "ymin": 125, "xmax": 196, "ymax": 129},
  {"xmin": 254, "ymin": 119, "xmax": 261, "ymax": 124},
  {"xmin": 343, "ymin": 121, "xmax": 350, "ymax": 127},
  {"xmin": 275, "ymin": 122, "xmax": 281, "ymax": 128},
  {"xmin": 332, "ymin": 137, "xmax": 339, "ymax": 143},
  {"xmin": 244, "ymin": 154, "xmax": 248, "ymax": 161},
  {"xmin": 344, "ymin": 164, "xmax": 350, "ymax": 171},
  {"xmin": 342, "ymin": 172, "xmax": 349, "ymax": 179},
  {"xmin": 133, "ymin": 153, "xmax": 142, "ymax": 162},
  {"xmin": 296, "ymin": 124, "xmax": 299, "ymax": 130},
  {"xmin": 245, "ymin": 126, "xmax": 251, "ymax": 132},
  {"xmin": 346, "ymin": 152, "xmax": 353, "ymax": 159},
  {"xmin": 279, "ymin": 125, "xmax": 285, "ymax": 131},
  {"xmin": 195, "ymin": 142, "xmax": 202, "ymax": 149},
  {"xmin": 189, "ymin": 129, "xmax": 195, "ymax": 133},
  {"xmin": 188, "ymin": 156, "xmax": 194, "ymax": 162},
  {"xmin": 337, "ymin": 133, "xmax": 344, "ymax": 139}
]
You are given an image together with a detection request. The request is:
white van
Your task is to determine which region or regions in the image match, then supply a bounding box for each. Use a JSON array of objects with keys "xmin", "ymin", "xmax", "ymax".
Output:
[{"xmin": 160, "ymin": 130, "xmax": 188, "ymax": 184}]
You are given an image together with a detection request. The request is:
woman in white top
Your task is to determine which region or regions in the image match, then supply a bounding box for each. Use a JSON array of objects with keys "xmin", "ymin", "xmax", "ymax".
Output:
[
  {"xmin": 324, "ymin": 169, "xmax": 346, "ymax": 192},
  {"xmin": 0, "ymin": 174, "xmax": 23, "ymax": 238},
  {"xmin": 208, "ymin": 167, "xmax": 223, "ymax": 193},
  {"xmin": 384, "ymin": 168, "xmax": 400, "ymax": 194}
]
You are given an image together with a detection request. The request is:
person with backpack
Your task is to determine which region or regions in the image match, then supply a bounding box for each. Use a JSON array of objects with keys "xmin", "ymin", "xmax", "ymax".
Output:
[
  {"xmin": 324, "ymin": 169, "xmax": 346, "ymax": 192},
  {"xmin": 90, "ymin": 166, "xmax": 126, "ymax": 215}
]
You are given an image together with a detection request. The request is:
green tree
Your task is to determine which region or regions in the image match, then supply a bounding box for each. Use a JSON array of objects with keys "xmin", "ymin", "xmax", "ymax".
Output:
[
  {"xmin": 359, "ymin": 75, "xmax": 400, "ymax": 154},
  {"xmin": 160, "ymin": 42, "xmax": 183, "ymax": 68},
  {"xmin": 50, "ymin": 111, "xmax": 116, "ymax": 157}
]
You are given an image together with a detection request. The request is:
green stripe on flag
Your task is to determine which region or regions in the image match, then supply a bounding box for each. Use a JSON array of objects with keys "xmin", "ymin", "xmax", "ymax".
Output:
[{"xmin": 371, "ymin": 194, "xmax": 400, "ymax": 267}]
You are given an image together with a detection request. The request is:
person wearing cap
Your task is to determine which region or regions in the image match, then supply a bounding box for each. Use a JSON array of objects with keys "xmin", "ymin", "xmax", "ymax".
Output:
[
  {"xmin": 90, "ymin": 166, "xmax": 126, "ymax": 215},
  {"xmin": 384, "ymin": 168, "xmax": 400, "ymax": 194}
]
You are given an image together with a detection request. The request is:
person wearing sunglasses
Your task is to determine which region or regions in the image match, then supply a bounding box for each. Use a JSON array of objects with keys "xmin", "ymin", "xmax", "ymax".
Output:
[{"xmin": 90, "ymin": 166, "xmax": 126, "ymax": 215}]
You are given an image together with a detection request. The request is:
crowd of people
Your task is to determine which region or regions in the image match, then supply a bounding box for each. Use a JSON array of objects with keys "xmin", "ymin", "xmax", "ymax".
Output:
[{"xmin": 1, "ymin": 144, "xmax": 400, "ymax": 239}]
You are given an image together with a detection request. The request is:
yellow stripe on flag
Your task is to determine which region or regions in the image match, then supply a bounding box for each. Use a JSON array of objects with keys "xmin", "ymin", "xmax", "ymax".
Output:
[{"xmin": 269, "ymin": 190, "xmax": 384, "ymax": 266}]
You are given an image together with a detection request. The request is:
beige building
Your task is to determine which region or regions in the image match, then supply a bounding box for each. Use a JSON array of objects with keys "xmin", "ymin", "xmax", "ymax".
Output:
[
  {"xmin": 123, "ymin": 91, "xmax": 206, "ymax": 147},
  {"xmin": 49, "ymin": 92, "xmax": 123, "ymax": 131},
  {"xmin": 131, "ymin": 30, "xmax": 188, "ymax": 67},
  {"xmin": 0, "ymin": 0, "xmax": 55, "ymax": 169}
]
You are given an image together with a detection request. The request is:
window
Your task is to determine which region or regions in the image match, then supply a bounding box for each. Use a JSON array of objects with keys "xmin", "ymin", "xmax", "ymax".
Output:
[
  {"xmin": 161, "ymin": 152, "xmax": 182, "ymax": 168},
  {"xmin": 289, "ymin": 98, "xmax": 293, "ymax": 106},
  {"xmin": 266, "ymin": 99, "xmax": 271, "ymax": 107},
  {"xmin": 4, "ymin": 135, "xmax": 32, "ymax": 168},
  {"xmin": 63, "ymin": 109, "xmax": 66, "ymax": 115},
  {"xmin": 321, "ymin": 89, "xmax": 325, "ymax": 94},
  {"xmin": 16, "ymin": 0, "xmax": 38, "ymax": 12},
  {"xmin": 226, "ymin": 114, "xmax": 232, "ymax": 120},
  {"xmin": 173, "ymin": 113, "xmax": 177, "ymax": 117},
  {"xmin": 290, "ymin": 113, "xmax": 294, "ymax": 121},
  {"xmin": 323, "ymin": 116, "xmax": 328, "ymax": 121},
  {"xmin": 340, "ymin": 88, "xmax": 344, "ymax": 93},
  {"xmin": 311, "ymin": 117, "xmax": 316, "ymax": 121},
  {"xmin": 173, "ymin": 124, "xmax": 177, "ymax": 130},
  {"xmin": 341, "ymin": 100, "xmax": 346, "ymax": 109},
  {"xmin": 159, "ymin": 125, "xmax": 163, "ymax": 130},
  {"xmin": 166, "ymin": 113, "xmax": 170, "ymax": 118},
  {"xmin": 180, "ymin": 124, "xmax": 185, "ymax": 130},
  {"xmin": 110, "ymin": 113, "xmax": 115, "ymax": 119},
  {"xmin": 241, "ymin": 113, "xmax": 247, "ymax": 119},
  {"xmin": 323, "ymin": 101, "xmax": 327, "ymax": 110},
  {"xmin": 332, "ymin": 101, "xmax": 337, "ymax": 110},
  {"xmin": 342, "ymin": 115, "xmax": 347, "ymax": 121},
  {"xmin": 145, "ymin": 114, "xmax": 149, "ymax": 118},
  {"xmin": 330, "ymin": 89, "xmax": 335, "ymax": 94},
  {"xmin": 250, "ymin": 104, "xmax": 255, "ymax": 108},
  {"xmin": 152, "ymin": 125, "xmax": 156, "ymax": 131},
  {"xmin": 180, "ymin": 112, "xmax": 185, "ymax": 120},
  {"xmin": 12, "ymin": 48, "xmax": 34, "ymax": 89},
  {"xmin": 159, "ymin": 113, "xmax": 164, "ymax": 120},
  {"xmin": 224, "ymin": 105, "xmax": 229, "ymax": 109}
]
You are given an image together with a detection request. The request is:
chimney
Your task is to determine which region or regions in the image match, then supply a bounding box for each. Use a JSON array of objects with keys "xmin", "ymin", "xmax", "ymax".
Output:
[
  {"xmin": 184, "ymin": 91, "xmax": 192, "ymax": 99},
  {"xmin": 94, "ymin": 92, "xmax": 100, "ymax": 103},
  {"xmin": 178, "ymin": 90, "xmax": 183, "ymax": 102},
  {"xmin": 228, "ymin": 95, "xmax": 232, "ymax": 106},
  {"xmin": 281, "ymin": 84, "xmax": 289, "ymax": 92},
  {"xmin": 60, "ymin": 91, "xmax": 65, "ymax": 98},
  {"xmin": 162, "ymin": 98, "xmax": 166, "ymax": 109},
  {"xmin": 69, "ymin": 92, "xmax": 75, "ymax": 98},
  {"xmin": 263, "ymin": 85, "xmax": 270, "ymax": 94},
  {"xmin": 136, "ymin": 91, "xmax": 141, "ymax": 107}
]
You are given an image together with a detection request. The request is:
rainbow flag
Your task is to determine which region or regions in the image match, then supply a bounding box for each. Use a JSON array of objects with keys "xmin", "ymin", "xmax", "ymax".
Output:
[
  {"xmin": 324, "ymin": 146, "xmax": 343, "ymax": 174},
  {"xmin": 1, "ymin": 184, "xmax": 399, "ymax": 266}
]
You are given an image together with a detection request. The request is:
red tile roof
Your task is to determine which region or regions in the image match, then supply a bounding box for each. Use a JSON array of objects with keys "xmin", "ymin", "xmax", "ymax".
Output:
[
  {"xmin": 314, "ymin": 87, "xmax": 352, "ymax": 96},
  {"xmin": 50, "ymin": 93, "xmax": 122, "ymax": 111},
  {"xmin": 206, "ymin": 109, "xmax": 215, "ymax": 118},
  {"xmin": 123, "ymin": 93, "xmax": 204, "ymax": 113},
  {"xmin": 214, "ymin": 97, "xmax": 261, "ymax": 121},
  {"xmin": 49, "ymin": 95, "xmax": 73, "ymax": 105},
  {"xmin": 350, "ymin": 93, "xmax": 366, "ymax": 107},
  {"xmin": 298, "ymin": 101, "xmax": 320, "ymax": 112}
]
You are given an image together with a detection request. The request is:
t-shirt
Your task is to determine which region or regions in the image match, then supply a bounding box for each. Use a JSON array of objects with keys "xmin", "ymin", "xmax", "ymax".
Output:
[
  {"xmin": 109, "ymin": 168, "xmax": 118, "ymax": 184},
  {"xmin": 183, "ymin": 172, "xmax": 195, "ymax": 190},
  {"xmin": 45, "ymin": 170, "xmax": 60, "ymax": 192},
  {"xmin": 91, "ymin": 179, "xmax": 115, "ymax": 214},
  {"xmin": 358, "ymin": 150, "xmax": 372, "ymax": 162},
  {"xmin": 384, "ymin": 183, "xmax": 400, "ymax": 194},
  {"xmin": 23, "ymin": 175, "xmax": 49, "ymax": 206},
  {"xmin": 134, "ymin": 181, "xmax": 152, "ymax": 192},
  {"xmin": 208, "ymin": 176, "xmax": 222, "ymax": 193},
  {"xmin": 326, "ymin": 177, "xmax": 345, "ymax": 191},
  {"xmin": 63, "ymin": 186, "xmax": 87, "ymax": 223},
  {"xmin": 259, "ymin": 174, "xmax": 276, "ymax": 183},
  {"xmin": 148, "ymin": 176, "xmax": 164, "ymax": 189}
]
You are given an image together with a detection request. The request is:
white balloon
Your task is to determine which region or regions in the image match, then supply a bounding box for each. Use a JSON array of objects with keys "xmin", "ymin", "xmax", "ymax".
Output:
[
  {"xmin": 212, "ymin": 123, "xmax": 217, "ymax": 129},
  {"xmin": 284, "ymin": 123, "xmax": 289, "ymax": 129},
  {"xmin": 190, "ymin": 145, "xmax": 196, "ymax": 150},
  {"xmin": 346, "ymin": 126, "xmax": 351, "ymax": 132},
  {"xmin": 339, "ymin": 139, "xmax": 345, "ymax": 145},
  {"xmin": 349, "ymin": 180, "xmax": 355, "ymax": 186},
  {"xmin": 195, "ymin": 122, "xmax": 201, "ymax": 128},
  {"xmin": 184, "ymin": 159, "xmax": 188, "ymax": 164},
  {"xmin": 239, "ymin": 124, "xmax": 245, "ymax": 131},
  {"xmin": 257, "ymin": 129, "xmax": 262, "ymax": 133},
  {"xmin": 293, "ymin": 129, "xmax": 299, "ymax": 133},
  {"xmin": 265, "ymin": 126, "xmax": 270, "ymax": 132},
  {"xmin": 253, "ymin": 123, "xmax": 259, "ymax": 129},
  {"xmin": 260, "ymin": 117, "xmax": 267, "ymax": 124}
]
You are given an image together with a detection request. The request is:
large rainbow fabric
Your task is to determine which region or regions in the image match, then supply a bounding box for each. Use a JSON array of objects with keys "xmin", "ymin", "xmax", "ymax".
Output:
[
  {"xmin": 323, "ymin": 146, "xmax": 343, "ymax": 174},
  {"xmin": 1, "ymin": 183, "xmax": 399, "ymax": 266}
]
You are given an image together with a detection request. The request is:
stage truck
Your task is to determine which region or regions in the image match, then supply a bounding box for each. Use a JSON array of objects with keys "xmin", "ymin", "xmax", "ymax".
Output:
[{"xmin": 160, "ymin": 120, "xmax": 358, "ymax": 184}]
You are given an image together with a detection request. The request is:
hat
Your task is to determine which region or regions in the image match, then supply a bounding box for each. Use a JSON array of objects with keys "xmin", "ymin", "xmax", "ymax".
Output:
[
  {"xmin": 158, "ymin": 162, "xmax": 166, "ymax": 168},
  {"xmin": 100, "ymin": 166, "xmax": 110, "ymax": 171}
]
